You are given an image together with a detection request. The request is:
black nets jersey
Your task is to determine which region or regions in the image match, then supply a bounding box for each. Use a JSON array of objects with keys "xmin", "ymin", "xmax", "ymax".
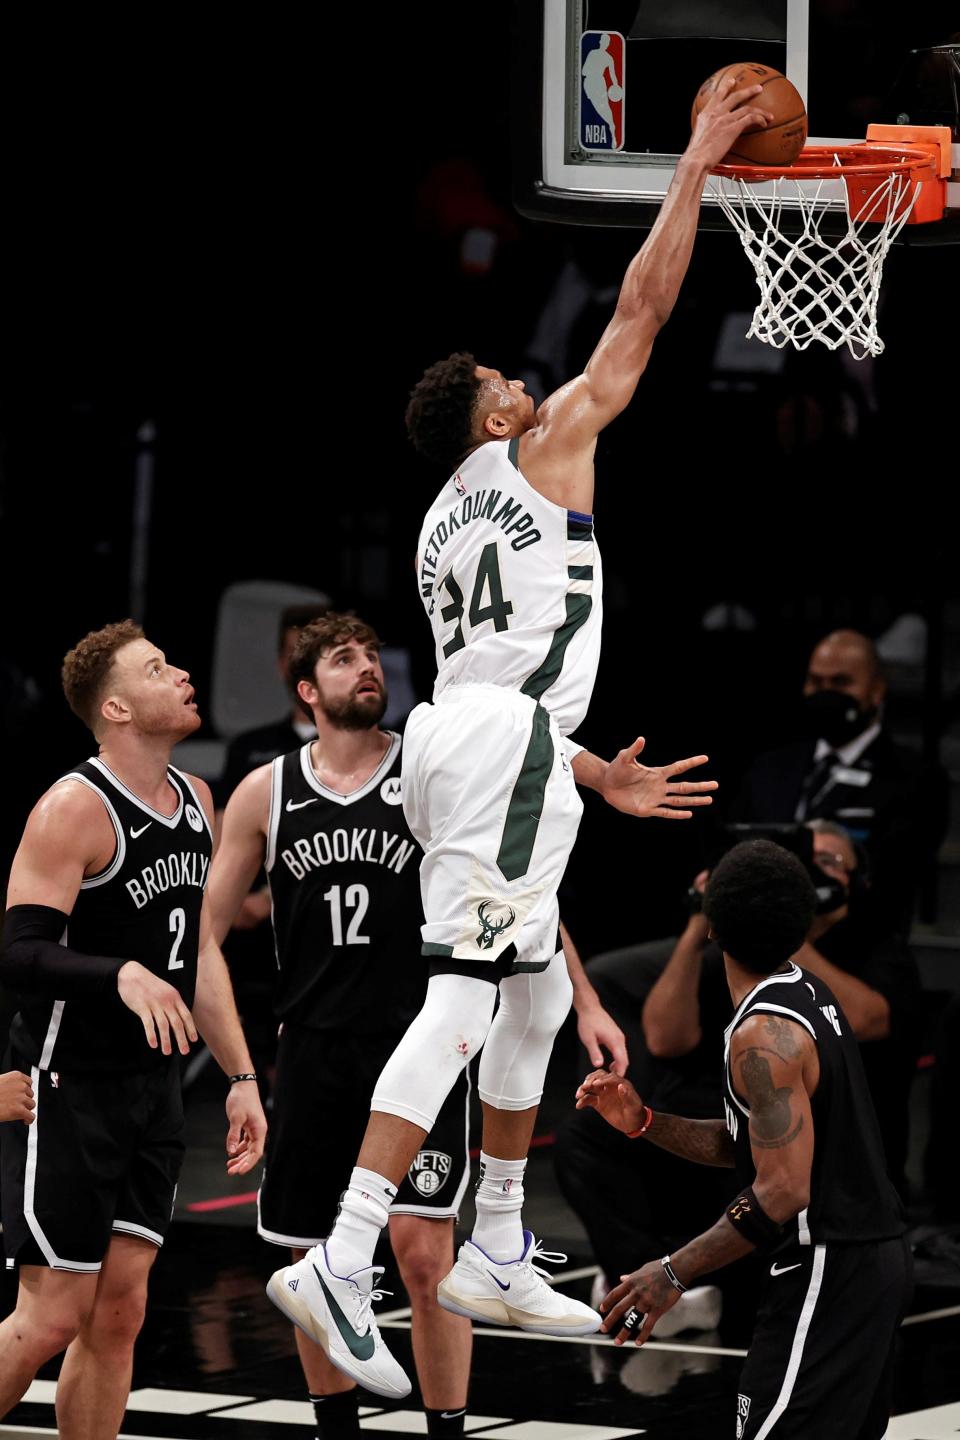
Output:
[
  {"xmin": 10, "ymin": 758, "xmax": 212, "ymax": 1075},
  {"xmin": 723, "ymin": 963, "xmax": 904, "ymax": 1249},
  {"xmin": 264, "ymin": 735, "xmax": 425, "ymax": 1033}
]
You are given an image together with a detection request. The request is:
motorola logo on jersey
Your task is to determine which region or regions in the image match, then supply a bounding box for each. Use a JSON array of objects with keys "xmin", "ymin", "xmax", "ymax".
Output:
[
  {"xmin": 409, "ymin": 1150, "xmax": 452, "ymax": 1196},
  {"xmin": 380, "ymin": 777, "xmax": 403, "ymax": 806},
  {"xmin": 476, "ymin": 900, "xmax": 516, "ymax": 950},
  {"xmin": 185, "ymin": 804, "xmax": 204, "ymax": 833}
]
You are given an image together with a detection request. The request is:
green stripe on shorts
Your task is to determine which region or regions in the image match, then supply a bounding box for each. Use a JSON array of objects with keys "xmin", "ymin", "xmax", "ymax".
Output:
[{"xmin": 496, "ymin": 702, "xmax": 554, "ymax": 883}]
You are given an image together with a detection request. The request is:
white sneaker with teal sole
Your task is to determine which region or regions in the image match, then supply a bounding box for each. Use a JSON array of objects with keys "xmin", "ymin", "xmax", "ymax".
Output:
[
  {"xmin": 266, "ymin": 1244, "xmax": 411, "ymax": 1399},
  {"xmin": 437, "ymin": 1231, "xmax": 601, "ymax": 1336}
]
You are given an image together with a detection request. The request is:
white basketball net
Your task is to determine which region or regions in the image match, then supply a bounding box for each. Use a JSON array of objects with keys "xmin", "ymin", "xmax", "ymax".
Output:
[{"xmin": 712, "ymin": 167, "xmax": 920, "ymax": 360}]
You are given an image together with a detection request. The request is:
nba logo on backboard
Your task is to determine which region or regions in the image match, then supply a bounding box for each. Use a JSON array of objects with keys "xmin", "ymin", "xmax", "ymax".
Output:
[{"xmin": 580, "ymin": 31, "xmax": 624, "ymax": 152}]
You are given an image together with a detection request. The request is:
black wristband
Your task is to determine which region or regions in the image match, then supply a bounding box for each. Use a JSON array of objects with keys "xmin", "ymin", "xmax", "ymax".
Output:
[
  {"xmin": 660, "ymin": 1256, "xmax": 687, "ymax": 1294},
  {"xmin": 2, "ymin": 905, "xmax": 125, "ymax": 997},
  {"xmin": 229, "ymin": 1073, "xmax": 257, "ymax": 1085},
  {"xmin": 724, "ymin": 1186, "xmax": 784, "ymax": 1250}
]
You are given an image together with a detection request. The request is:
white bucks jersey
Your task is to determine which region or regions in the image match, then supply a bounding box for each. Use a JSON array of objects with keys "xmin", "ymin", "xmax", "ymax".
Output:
[{"xmin": 416, "ymin": 438, "xmax": 602, "ymax": 735}]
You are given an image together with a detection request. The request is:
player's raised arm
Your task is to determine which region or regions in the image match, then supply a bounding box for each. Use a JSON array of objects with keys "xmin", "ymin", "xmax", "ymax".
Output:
[
  {"xmin": 206, "ymin": 765, "xmax": 272, "ymax": 945},
  {"xmin": 523, "ymin": 75, "xmax": 774, "ymax": 502}
]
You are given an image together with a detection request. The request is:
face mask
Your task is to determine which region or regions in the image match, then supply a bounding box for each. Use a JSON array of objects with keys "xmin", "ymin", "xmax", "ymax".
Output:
[
  {"xmin": 803, "ymin": 689, "xmax": 877, "ymax": 748},
  {"xmin": 810, "ymin": 871, "xmax": 848, "ymax": 915}
]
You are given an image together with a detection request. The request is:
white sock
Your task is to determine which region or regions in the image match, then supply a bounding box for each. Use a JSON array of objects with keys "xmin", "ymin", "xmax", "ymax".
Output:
[
  {"xmin": 471, "ymin": 1151, "xmax": 526, "ymax": 1262},
  {"xmin": 324, "ymin": 1167, "xmax": 396, "ymax": 1277}
]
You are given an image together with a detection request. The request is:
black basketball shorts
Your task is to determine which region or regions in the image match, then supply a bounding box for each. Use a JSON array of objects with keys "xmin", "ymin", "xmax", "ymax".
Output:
[
  {"xmin": 257, "ymin": 1022, "xmax": 471, "ymax": 1248},
  {"xmin": 736, "ymin": 1236, "xmax": 912, "ymax": 1440},
  {"xmin": 1, "ymin": 1053, "xmax": 185, "ymax": 1272}
]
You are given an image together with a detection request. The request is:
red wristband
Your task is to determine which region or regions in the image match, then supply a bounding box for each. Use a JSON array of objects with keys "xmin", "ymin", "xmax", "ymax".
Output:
[{"xmin": 626, "ymin": 1104, "xmax": 654, "ymax": 1139}]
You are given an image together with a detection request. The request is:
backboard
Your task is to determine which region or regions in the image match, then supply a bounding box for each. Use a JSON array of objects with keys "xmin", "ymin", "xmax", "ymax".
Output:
[{"xmin": 513, "ymin": 0, "xmax": 960, "ymax": 236}]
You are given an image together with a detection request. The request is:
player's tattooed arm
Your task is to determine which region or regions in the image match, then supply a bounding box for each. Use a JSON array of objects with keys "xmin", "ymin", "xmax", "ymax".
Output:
[
  {"xmin": 575, "ymin": 1070, "xmax": 735, "ymax": 1166},
  {"xmin": 731, "ymin": 1015, "xmax": 815, "ymax": 1222}
]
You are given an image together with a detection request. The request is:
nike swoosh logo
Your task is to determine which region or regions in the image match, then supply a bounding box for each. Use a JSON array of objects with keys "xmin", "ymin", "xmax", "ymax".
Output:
[
  {"xmin": 313, "ymin": 1265, "xmax": 375, "ymax": 1360},
  {"xmin": 286, "ymin": 798, "xmax": 318, "ymax": 811},
  {"xmin": 770, "ymin": 1262, "xmax": 802, "ymax": 1277},
  {"xmin": 488, "ymin": 1273, "xmax": 510, "ymax": 1291},
  {"xmin": 130, "ymin": 822, "xmax": 152, "ymax": 839},
  {"xmin": 441, "ymin": 1412, "xmax": 466, "ymax": 1421}
]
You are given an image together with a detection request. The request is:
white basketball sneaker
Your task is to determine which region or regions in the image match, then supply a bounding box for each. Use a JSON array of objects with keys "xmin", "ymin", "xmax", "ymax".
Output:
[
  {"xmin": 266, "ymin": 1244, "xmax": 411, "ymax": 1399},
  {"xmin": 437, "ymin": 1230, "xmax": 602, "ymax": 1335}
]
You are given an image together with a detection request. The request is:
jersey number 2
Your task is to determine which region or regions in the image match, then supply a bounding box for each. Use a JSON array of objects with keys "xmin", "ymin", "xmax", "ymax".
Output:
[
  {"xmin": 440, "ymin": 542, "xmax": 514, "ymax": 658},
  {"xmin": 324, "ymin": 884, "xmax": 370, "ymax": 946},
  {"xmin": 168, "ymin": 907, "xmax": 186, "ymax": 970}
]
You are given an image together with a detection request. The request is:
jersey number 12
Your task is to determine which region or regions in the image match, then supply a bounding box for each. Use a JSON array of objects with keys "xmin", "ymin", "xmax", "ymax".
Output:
[{"xmin": 324, "ymin": 884, "xmax": 371, "ymax": 946}]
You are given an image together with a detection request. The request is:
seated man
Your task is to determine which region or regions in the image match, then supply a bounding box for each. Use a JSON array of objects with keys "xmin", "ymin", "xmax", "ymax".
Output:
[
  {"xmin": 732, "ymin": 628, "xmax": 948, "ymax": 932},
  {"xmin": 554, "ymin": 820, "xmax": 920, "ymax": 1324}
]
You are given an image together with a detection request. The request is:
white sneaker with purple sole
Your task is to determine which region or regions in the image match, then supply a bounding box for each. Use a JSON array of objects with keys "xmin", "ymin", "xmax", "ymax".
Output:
[{"xmin": 437, "ymin": 1231, "xmax": 602, "ymax": 1335}]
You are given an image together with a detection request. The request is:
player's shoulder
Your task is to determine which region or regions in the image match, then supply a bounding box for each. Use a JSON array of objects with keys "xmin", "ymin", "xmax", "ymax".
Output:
[
  {"xmin": 23, "ymin": 777, "xmax": 113, "ymax": 852},
  {"xmin": 733, "ymin": 1007, "xmax": 814, "ymax": 1064},
  {"xmin": 223, "ymin": 759, "xmax": 274, "ymax": 820}
]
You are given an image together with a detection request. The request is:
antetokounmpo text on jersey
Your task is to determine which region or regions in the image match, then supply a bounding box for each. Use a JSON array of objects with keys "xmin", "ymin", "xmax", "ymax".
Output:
[{"xmin": 419, "ymin": 489, "xmax": 541, "ymax": 600}]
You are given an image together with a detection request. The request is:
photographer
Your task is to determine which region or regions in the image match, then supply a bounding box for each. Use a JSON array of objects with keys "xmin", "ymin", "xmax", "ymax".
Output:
[{"xmin": 554, "ymin": 821, "xmax": 920, "ymax": 1322}]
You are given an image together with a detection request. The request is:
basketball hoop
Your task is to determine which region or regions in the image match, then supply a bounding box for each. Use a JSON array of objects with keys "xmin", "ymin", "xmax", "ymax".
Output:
[{"xmin": 711, "ymin": 126, "xmax": 950, "ymax": 360}]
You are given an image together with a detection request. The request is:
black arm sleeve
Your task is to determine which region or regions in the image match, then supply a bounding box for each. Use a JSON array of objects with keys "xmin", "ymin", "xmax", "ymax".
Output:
[{"xmin": 1, "ymin": 905, "xmax": 125, "ymax": 997}]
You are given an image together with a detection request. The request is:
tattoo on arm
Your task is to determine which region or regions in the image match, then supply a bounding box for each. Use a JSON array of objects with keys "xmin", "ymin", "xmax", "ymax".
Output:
[
  {"xmin": 738, "ymin": 1048, "xmax": 803, "ymax": 1150},
  {"xmin": 644, "ymin": 1113, "xmax": 736, "ymax": 1168},
  {"xmin": 762, "ymin": 1014, "xmax": 802, "ymax": 1060}
]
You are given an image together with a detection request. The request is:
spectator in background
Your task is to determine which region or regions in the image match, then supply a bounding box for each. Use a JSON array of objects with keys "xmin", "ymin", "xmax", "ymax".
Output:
[
  {"xmin": 731, "ymin": 628, "xmax": 948, "ymax": 933},
  {"xmin": 554, "ymin": 820, "xmax": 920, "ymax": 1328}
]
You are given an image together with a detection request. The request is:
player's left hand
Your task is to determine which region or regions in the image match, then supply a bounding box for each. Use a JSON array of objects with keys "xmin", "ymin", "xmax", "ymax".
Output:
[
  {"xmin": 600, "ymin": 739, "xmax": 717, "ymax": 819},
  {"xmin": 224, "ymin": 1081, "xmax": 268, "ymax": 1176},
  {"xmin": 601, "ymin": 1259, "xmax": 682, "ymax": 1345},
  {"xmin": 576, "ymin": 1004, "xmax": 629, "ymax": 1076}
]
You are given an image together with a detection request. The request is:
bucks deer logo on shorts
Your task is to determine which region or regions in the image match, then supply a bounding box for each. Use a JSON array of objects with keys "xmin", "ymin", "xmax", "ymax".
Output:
[
  {"xmin": 736, "ymin": 1394, "xmax": 751, "ymax": 1438},
  {"xmin": 476, "ymin": 900, "xmax": 516, "ymax": 950},
  {"xmin": 409, "ymin": 1150, "xmax": 452, "ymax": 1197}
]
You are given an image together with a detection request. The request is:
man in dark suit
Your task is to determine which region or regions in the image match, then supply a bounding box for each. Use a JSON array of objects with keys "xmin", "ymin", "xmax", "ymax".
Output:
[{"xmin": 731, "ymin": 629, "xmax": 948, "ymax": 932}]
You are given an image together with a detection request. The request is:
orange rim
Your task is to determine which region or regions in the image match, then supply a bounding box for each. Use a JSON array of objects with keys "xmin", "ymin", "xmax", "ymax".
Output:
[{"xmin": 712, "ymin": 144, "xmax": 937, "ymax": 182}]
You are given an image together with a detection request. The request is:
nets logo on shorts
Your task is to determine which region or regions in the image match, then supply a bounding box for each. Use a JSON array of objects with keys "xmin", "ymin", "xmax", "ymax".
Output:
[
  {"xmin": 736, "ymin": 1394, "xmax": 751, "ymax": 1438},
  {"xmin": 409, "ymin": 1150, "xmax": 452, "ymax": 1197},
  {"xmin": 476, "ymin": 900, "xmax": 516, "ymax": 950},
  {"xmin": 580, "ymin": 30, "xmax": 625, "ymax": 152}
]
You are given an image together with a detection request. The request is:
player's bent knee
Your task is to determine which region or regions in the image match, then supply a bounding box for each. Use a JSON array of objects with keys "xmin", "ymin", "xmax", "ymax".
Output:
[{"xmin": 87, "ymin": 1283, "xmax": 149, "ymax": 1348}]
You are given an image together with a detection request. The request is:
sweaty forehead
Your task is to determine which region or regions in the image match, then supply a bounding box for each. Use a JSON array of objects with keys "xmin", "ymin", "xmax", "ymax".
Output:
[{"xmin": 474, "ymin": 365, "xmax": 503, "ymax": 384}]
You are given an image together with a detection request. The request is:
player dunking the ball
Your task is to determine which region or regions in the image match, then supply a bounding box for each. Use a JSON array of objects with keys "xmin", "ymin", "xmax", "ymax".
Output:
[{"xmin": 267, "ymin": 73, "xmax": 774, "ymax": 1398}]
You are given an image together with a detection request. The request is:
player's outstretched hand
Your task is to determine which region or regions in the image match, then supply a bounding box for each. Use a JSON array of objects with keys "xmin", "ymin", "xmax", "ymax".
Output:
[
  {"xmin": 225, "ymin": 1081, "xmax": 268, "ymax": 1176},
  {"xmin": 686, "ymin": 72, "xmax": 775, "ymax": 172},
  {"xmin": 601, "ymin": 1260, "xmax": 682, "ymax": 1346},
  {"xmin": 0, "ymin": 1070, "xmax": 36, "ymax": 1125},
  {"xmin": 117, "ymin": 960, "xmax": 199, "ymax": 1056},
  {"xmin": 599, "ymin": 738, "xmax": 717, "ymax": 819},
  {"xmin": 575, "ymin": 1069, "xmax": 645, "ymax": 1133},
  {"xmin": 576, "ymin": 1005, "xmax": 629, "ymax": 1077}
]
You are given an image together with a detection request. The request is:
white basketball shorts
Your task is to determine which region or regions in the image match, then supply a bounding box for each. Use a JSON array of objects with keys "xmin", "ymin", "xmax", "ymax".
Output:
[{"xmin": 401, "ymin": 685, "xmax": 583, "ymax": 971}]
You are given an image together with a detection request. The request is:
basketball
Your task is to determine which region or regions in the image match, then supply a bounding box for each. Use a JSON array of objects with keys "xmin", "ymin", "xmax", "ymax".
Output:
[
  {"xmin": 690, "ymin": 61, "xmax": 807, "ymax": 167},
  {"xmin": 607, "ymin": 84, "xmax": 623, "ymax": 103}
]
